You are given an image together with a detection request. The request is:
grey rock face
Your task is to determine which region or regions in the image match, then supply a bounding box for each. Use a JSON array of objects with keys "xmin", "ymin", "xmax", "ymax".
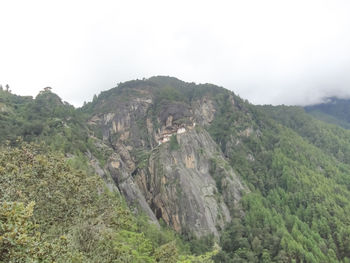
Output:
[
  {"xmin": 87, "ymin": 89, "xmax": 247, "ymax": 237},
  {"xmin": 135, "ymin": 128, "xmax": 245, "ymax": 237}
]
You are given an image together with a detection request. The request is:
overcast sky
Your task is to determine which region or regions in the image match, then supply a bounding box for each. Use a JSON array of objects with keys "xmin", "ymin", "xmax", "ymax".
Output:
[{"xmin": 1, "ymin": 0, "xmax": 350, "ymax": 106}]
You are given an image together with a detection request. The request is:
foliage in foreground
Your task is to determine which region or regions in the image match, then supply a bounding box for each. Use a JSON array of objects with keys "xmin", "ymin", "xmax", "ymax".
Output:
[{"xmin": 0, "ymin": 143, "xmax": 216, "ymax": 262}]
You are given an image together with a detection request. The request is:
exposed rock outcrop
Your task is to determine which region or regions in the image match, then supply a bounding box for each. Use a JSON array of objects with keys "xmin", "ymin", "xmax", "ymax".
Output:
[
  {"xmin": 133, "ymin": 128, "xmax": 245, "ymax": 237},
  {"xmin": 86, "ymin": 80, "xmax": 247, "ymax": 237}
]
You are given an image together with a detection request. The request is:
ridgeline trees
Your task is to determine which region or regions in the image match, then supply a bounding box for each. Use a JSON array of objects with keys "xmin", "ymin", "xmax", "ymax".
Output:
[{"xmin": 3, "ymin": 77, "xmax": 350, "ymax": 262}]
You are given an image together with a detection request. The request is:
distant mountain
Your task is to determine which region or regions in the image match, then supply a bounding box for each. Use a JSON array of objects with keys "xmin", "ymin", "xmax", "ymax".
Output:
[
  {"xmin": 3, "ymin": 78, "xmax": 350, "ymax": 262},
  {"xmin": 305, "ymin": 97, "xmax": 350, "ymax": 129}
]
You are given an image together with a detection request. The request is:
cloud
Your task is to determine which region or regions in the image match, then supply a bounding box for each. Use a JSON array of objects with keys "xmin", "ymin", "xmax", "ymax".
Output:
[{"xmin": 1, "ymin": 0, "xmax": 350, "ymax": 106}]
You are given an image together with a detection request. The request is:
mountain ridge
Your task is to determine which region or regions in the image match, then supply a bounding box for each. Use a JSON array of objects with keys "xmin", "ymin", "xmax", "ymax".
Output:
[
  {"xmin": 2, "ymin": 77, "xmax": 350, "ymax": 261},
  {"xmin": 305, "ymin": 96, "xmax": 350, "ymax": 129}
]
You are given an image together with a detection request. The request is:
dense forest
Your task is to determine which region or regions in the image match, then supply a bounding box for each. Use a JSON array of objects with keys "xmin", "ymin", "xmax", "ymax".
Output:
[
  {"xmin": 2, "ymin": 77, "xmax": 350, "ymax": 262},
  {"xmin": 305, "ymin": 97, "xmax": 350, "ymax": 129}
]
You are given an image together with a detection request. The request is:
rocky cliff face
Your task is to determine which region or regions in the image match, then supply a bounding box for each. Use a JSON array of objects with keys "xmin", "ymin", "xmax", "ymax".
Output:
[
  {"xmin": 137, "ymin": 128, "xmax": 245, "ymax": 236},
  {"xmin": 86, "ymin": 78, "xmax": 247, "ymax": 237}
]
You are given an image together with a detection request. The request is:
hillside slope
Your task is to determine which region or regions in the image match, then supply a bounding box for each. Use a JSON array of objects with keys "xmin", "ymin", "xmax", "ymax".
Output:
[
  {"xmin": 82, "ymin": 77, "xmax": 247, "ymax": 237},
  {"xmin": 82, "ymin": 77, "xmax": 350, "ymax": 262},
  {"xmin": 0, "ymin": 143, "xmax": 189, "ymax": 262},
  {"xmin": 305, "ymin": 97, "xmax": 350, "ymax": 129},
  {"xmin": 2, "ymin": 78, "xmax": 350, "ymax": 262}
]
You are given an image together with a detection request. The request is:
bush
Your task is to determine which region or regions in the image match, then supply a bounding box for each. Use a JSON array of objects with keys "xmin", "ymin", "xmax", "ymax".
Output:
[{"xmin": 169, "ymin": 135, "xmax": 180, "ymax": 151}]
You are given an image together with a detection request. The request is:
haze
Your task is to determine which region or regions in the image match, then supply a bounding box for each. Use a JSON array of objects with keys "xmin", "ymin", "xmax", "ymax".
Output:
[{"xmin": 1, "ymin": 0, "xmax": 350, "ymax": 106}]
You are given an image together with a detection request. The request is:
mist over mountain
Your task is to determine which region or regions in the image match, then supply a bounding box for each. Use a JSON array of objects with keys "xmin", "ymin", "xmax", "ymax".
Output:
[{"xmin": 304, "ymin": 97, "xmax": 350, "ymax": 129}]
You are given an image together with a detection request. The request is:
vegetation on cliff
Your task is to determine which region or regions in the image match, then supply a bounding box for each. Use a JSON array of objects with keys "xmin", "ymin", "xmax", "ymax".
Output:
[
  {"xmin": 3, "ymin": 77, "xmax": 350, "ymax": 262},
  {"xmin": 208, "ymin": 95, "xmax": 350, "ymax": 262}
]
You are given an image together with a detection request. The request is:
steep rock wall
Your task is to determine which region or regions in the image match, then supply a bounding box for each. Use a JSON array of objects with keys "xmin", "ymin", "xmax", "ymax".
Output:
[{"xmin": 87, "ymin": 93, "xmax": 247, "ymax": 237}]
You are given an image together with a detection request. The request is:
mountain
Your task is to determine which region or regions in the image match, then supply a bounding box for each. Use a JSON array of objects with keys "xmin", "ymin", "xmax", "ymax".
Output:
[
  {"xmin": 305, "ymin": 97, "xmax": 350, "ymax": 129},
  {"xmin": 82, "ymin": 77, "xmax": 246, "ymax": 238},
  {"xmin": 0, "ymin": 85, "xmax": 216, "ymax": 262},
  {"xmin": 2, "ymin": 77, "xmax": 350, "ymax": 262}
]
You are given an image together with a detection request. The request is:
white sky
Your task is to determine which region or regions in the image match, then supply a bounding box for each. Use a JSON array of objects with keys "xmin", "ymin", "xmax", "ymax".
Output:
[{"xmin": 1, "ymin": 0, "xmax": 350, "ymax": 106}]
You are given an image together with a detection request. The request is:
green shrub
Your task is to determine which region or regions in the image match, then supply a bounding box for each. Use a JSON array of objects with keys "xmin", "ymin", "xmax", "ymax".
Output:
[{"xmin": 169, "ymin": 135, "xmax": 180, "ymax": 151}]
